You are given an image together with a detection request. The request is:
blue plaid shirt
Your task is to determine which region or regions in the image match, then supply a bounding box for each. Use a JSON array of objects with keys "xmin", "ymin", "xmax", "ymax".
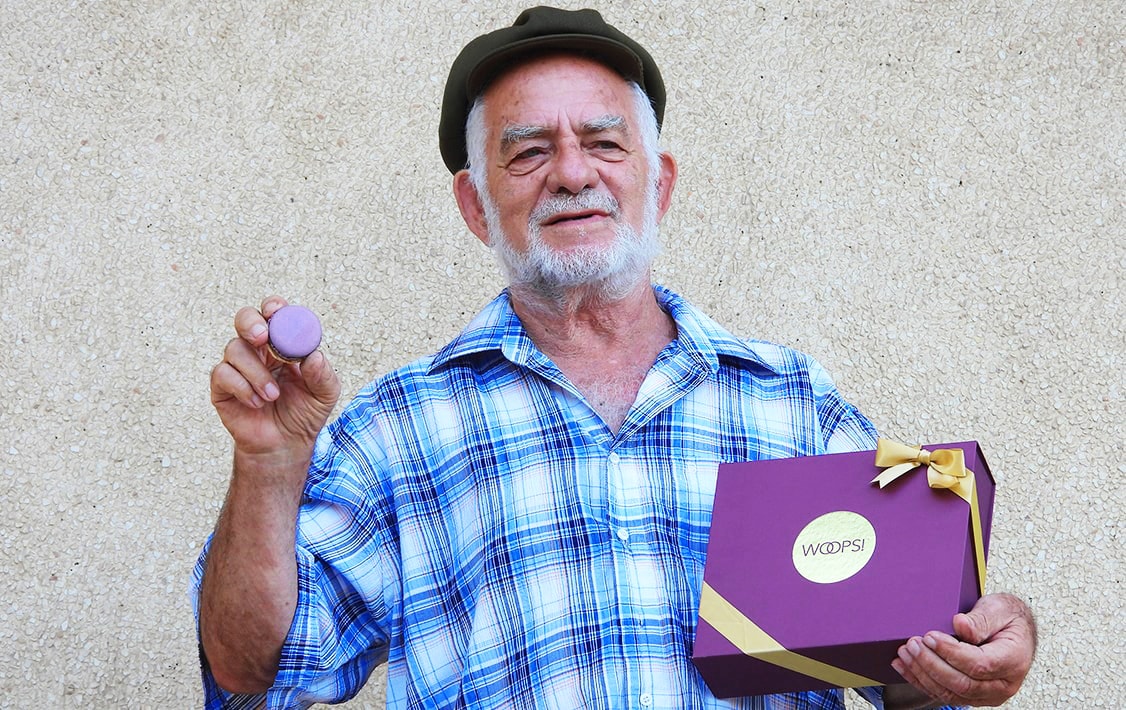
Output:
[{"xmin": 193, "ymin": 286, "xmax": 912, "ymax": 709}]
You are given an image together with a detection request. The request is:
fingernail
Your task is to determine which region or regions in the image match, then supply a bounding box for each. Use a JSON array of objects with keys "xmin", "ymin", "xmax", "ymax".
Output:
[
  {"xmin": 250, "ymin": 394, "xmax": 264, "ymax": 408},
  {"xmin": 264, "ymin": 383, "xmax": 280, "ymax": 400},
  {"xmin": 891, "ymin": 660, "xmax": 903, "ymax": 674},
  {"xmin": 923, "ymin": 635, "xmax": 938, "ymax": 649},
  {"xmin": 907, "ymin": 638, "xmax": 922, "ymax": 654},
  {"xmin": 250, "ymin": 324, "xmax": 267, "ymax": 339}
]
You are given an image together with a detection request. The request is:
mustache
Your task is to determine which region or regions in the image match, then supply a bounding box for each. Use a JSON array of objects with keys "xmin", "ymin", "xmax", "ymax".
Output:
[{"xmin": 530, "ymin": 190, "xmax": 620, "ymax": 225}]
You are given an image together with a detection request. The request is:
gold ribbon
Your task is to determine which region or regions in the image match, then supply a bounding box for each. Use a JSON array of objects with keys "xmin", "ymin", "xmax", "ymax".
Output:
[
  {"xmin": 697, "ymin": 581, "xmax": 881, "ymax": 689},
  {"xmin": 872, "ymin": 438, "xmax": 987, "ymax": 596}
]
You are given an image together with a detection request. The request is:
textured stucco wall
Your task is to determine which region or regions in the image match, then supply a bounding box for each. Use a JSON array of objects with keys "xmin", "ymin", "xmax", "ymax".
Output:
[{"xmin": 1, "ymin": 0, "xmax": 1122, "ymax": 707}]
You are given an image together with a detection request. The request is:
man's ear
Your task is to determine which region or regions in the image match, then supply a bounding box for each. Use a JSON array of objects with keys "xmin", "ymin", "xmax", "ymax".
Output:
[
  {"xmin": 453, "ymin": 170, "xmax": 491, "ymax": 245},
  {"xmin": 655, "ymin": 151, "xmax": 678, "ymax": 222}
]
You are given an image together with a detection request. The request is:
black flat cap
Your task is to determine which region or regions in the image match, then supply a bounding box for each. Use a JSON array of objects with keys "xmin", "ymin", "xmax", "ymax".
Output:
[{"xmin": 439, "ymin": 6, "xmax": 665, "ymax": 174}]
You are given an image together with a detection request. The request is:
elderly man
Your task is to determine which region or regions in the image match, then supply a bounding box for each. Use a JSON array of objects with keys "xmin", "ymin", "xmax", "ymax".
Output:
[{"xmin": 195, "ymin": 7, "xmax": 1035, "ymax": 709}]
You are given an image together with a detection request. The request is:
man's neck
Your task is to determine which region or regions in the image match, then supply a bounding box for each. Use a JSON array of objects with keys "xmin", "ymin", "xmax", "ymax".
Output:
[
  {"xmin": 508, "ymin": 279, "xmax": 670, "ymax": 354},
  {"xmin": 508, "ymin": 279, "xmax": 677, "ymax": 432}
]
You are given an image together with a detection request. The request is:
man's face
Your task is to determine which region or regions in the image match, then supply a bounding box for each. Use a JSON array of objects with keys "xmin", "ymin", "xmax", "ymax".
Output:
[{"xmin": 461, "ymin": 54, "xmax": 674, "ymax": 297}]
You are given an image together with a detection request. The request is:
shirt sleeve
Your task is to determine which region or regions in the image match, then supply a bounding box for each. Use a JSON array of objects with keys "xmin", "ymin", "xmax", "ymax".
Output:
[
  {"xmin": 189, "ymin": 529, "xmax": 392, "ymax": 708},
  {"xmin": 804, "ymin": 355, "xmax": 879, "ymax": 454},
  {"xmin": 189, "ymin": 418, "xmax": 401, "ymax": 709}
]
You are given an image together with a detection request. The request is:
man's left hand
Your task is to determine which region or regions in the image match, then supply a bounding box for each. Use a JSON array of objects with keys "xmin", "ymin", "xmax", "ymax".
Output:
[{"xmin": 890, "ymin": 592, "xmax": 1036, "ymax": 707}]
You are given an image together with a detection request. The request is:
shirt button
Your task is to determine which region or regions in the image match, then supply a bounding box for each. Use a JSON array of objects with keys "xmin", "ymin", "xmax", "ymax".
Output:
[
  {"xmin": 616, "ymin": 527, "xmax": 630, "ymax": 542},
  {"xmin": 608, "ymin": 452, "xmax": 621, "ymax": 465},
  {"xmin": 639, "ymin": 693, "xmax": 653, "ymax": 707}
]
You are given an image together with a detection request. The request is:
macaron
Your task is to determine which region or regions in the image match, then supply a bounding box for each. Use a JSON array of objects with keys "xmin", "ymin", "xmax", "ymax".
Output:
[{"xmin": 267, "ymin": 304, "xmax": 322, "ymax": 363}]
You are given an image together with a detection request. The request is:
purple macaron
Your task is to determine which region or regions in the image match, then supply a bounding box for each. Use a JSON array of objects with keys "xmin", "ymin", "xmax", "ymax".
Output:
[{"xmin": 267, "ymin": 304, "xmax": 322, "ymax": 363}]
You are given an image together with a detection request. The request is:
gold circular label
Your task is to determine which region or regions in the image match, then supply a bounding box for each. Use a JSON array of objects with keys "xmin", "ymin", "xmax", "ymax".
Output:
[{"xmin": 792, "ymin": 511, "xmax": 877, "ymax": 584}]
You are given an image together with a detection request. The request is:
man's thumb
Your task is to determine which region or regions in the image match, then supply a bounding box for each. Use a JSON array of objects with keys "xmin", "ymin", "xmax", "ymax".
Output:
[
  {"xmin": 299, "ymin": 351, "xmax": 341, "ymax": 405},
  {"xmin": 954, "ymin": 593, "xmax": 1021, "ymax": 645},
  {"xmin": 953, "ymin": 610, "xmax": 990, "ymax": 645}
]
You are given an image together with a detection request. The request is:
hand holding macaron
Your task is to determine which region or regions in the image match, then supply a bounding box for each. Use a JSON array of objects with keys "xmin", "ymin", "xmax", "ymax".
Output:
[{"xmin": 210, "ymin": 297, "xmax": 341, "ymax": 462}]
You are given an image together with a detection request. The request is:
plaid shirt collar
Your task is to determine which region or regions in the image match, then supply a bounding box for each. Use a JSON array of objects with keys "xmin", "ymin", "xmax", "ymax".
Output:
[{"xmin": 428, "ymin": 285, "xmax": 782, "ymax": 377}]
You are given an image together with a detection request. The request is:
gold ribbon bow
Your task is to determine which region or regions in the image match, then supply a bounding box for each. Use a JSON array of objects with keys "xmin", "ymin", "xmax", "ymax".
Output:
[{"xmin": 872, "ymin": 438, "xmax": 987, "ymax": 596}]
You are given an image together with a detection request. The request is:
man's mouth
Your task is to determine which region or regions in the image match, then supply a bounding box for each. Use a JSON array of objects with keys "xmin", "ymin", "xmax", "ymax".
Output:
[{"xmin": 542, "ymin": 210, "xmax": 608, "ymax": 226}]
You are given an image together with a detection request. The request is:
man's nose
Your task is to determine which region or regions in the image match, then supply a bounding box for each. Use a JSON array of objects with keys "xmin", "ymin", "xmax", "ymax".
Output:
[{"xmin": 547, "ymin": 140, "xmax": 598, "ymax": 195}]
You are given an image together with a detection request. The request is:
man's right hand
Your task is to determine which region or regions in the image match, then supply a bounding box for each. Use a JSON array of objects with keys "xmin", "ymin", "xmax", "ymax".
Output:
[
  {"xmin": 209, "ymin": 296, "xmax": 340, "ymax": 460},
  {"xmin": 200, "ymin": 296, "xmax": 341, "ymax": 695}
]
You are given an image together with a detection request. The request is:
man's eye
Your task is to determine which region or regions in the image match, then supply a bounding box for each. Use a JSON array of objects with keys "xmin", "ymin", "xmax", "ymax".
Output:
[{"xmin": 513, "ymin": 147, "xmax": 547, "ymax": 161}]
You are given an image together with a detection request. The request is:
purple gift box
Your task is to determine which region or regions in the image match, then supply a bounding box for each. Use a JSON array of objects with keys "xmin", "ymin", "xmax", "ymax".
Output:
[{"xmin": 692, "ymin": 441, "xmax": 995, "ymax": 698}]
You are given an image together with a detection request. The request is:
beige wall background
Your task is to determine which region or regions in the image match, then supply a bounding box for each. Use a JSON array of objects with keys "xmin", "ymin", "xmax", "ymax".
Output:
[{"xmin": 2, "ymin": 0, "xmax": 1121, "ymax": 706}]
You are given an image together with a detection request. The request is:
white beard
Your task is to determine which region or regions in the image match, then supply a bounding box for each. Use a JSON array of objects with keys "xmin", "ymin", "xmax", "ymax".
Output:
[{"xmin": 483, "ymin": 185, "xmax": 661, "ymax": 302}]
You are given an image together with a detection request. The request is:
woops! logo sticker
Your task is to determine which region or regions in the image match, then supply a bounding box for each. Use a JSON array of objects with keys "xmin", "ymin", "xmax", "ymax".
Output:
[{"xmin": 791, "ymin": 511, "xmax": 876, "ymax": 584}]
